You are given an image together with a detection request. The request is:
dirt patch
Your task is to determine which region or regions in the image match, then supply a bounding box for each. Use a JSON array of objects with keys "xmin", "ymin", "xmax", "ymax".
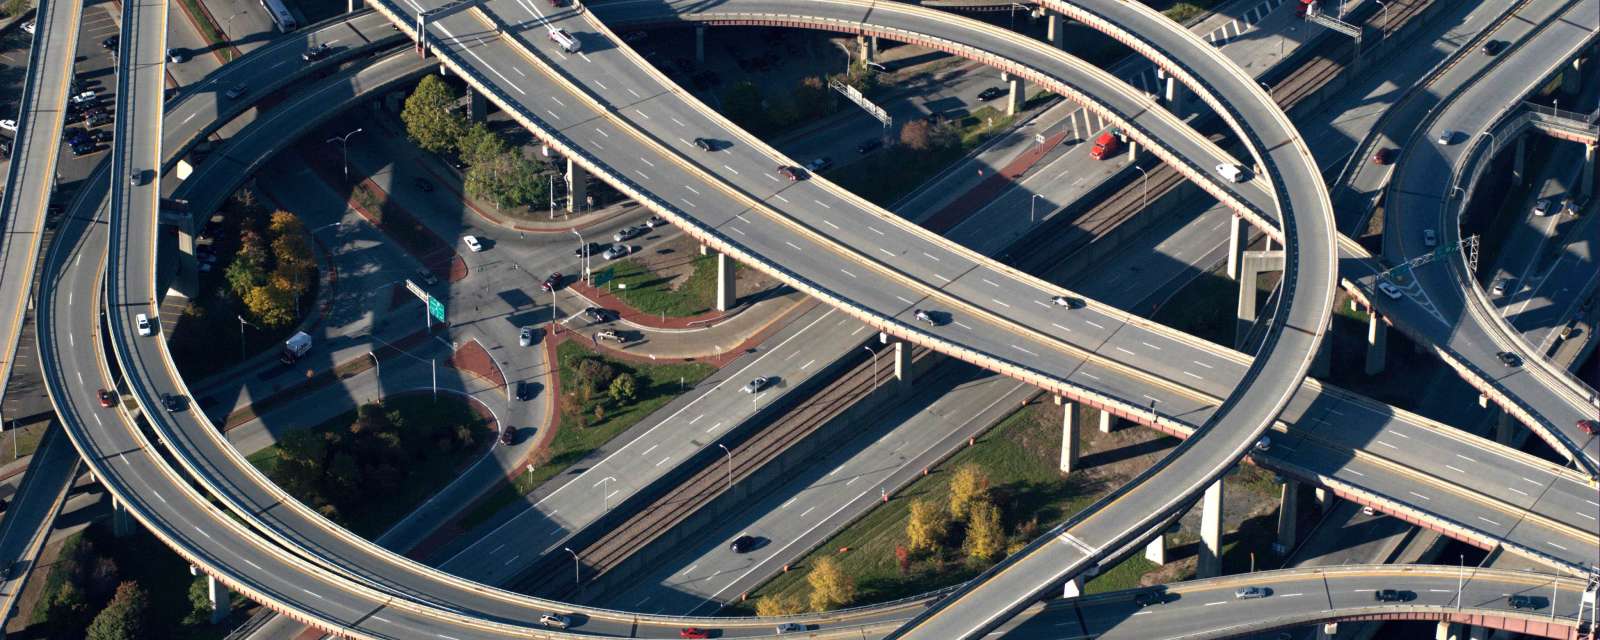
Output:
[
  {"xmin": 445, "ymin": 339, "xmax": 505, "ymax": 389},
  {"xmin": 629, "ymin": 232, "xmax": 780, "ymax": 297}
]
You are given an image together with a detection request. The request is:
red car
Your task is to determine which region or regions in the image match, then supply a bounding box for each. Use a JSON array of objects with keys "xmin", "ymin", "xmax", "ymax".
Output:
[
  {"xmin": 542, "ymin": 272, "xmax": 563, "ymax": 292},
  {"xmin": 1578, "ymin": 420, "xmax": 1599, "ymax": 436},
  {"xmin": 775, "ymin": 165, "xmax": 800, "ymax": 182},
  {"xmin": 679, "ymin": 629, "xmax": 711, "ymax": 639},
  {"xmin": 97, "ymin": 388, "xmax": 116, "ymax": 408},
  {"xmin": 1371, "ymin": 148, "xmax": 1394, "ymax": 165}
]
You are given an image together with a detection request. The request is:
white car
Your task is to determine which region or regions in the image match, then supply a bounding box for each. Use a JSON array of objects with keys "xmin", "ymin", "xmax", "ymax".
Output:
[
  {"xmin": 0, "ymin": 119, "xmax": 15, "ymax": 133},
  {"xmin": 1422, "ymin": 228, "xmax": 1437, "ymax": 247},
  {"xmin": 463, "ymin": 235, "xmax": 484, "ymax": 252},
  {"xmin": 70, "ymin": 91, "xmax": 97, "ymax": 104},
  {"xmin": 741, "ymin": 377, "xmax": 770, "ymax": 394},
  {"xmin": 1215, "ymin": 163, "xmax": 1247, "ymax": 183},
  {"xmin": 1436, "ymin": 130, "xmax": 1455, "ymax": 145},
  {"xmin": 602, "ymin": 244, "xmax": 630, "ymax": 260},
  {"xmin": 539, "ymin": 613, "xmax": 570, "ymax": 628},
  {"xmin": 136, "ymin": 313, "xmax": 154, "ymax": 336},
  {"xmin": 1376, "ymin": 281, "xmax": 1403, "ymax": 300}
]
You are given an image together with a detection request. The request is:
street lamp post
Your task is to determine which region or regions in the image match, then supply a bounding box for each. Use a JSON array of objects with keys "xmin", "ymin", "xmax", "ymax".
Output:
[
  {"xmin": 1133, "ymin": 165, "xmax": 1149, "ymax": 209},
  {"xmin": 326, "ymin": 128, "xmax": 365, "ymax": 183},
  {"xmin": 570, "ymin": 229, "xmax": 590, "ymax": 286},
  {"xmin": 368, "ymin": 351, "xmax": 380, "ymax": 400},
  {"xmin": 599, "ymin": 476, "xmax": 616, "ymax": 510},
  {"xmin": 236, "ymin": 315, "xmax": 254, "ymax": 361},
  {"xmin": 1030, "ymin": 194, "xmax": 1045, "ymax": 223},
  {"xmin": 717, "ymin": 444, "xmax": 732, "ymax": 490},
  {"xmin": 863, "ymin": 345, "xmax": 878, "ymax": 391},
  {"xmin": 563, "ymin": 547, "xmax": 580, "ymax": 586},
  {"xmin": 1457, "ymin": 554, "xmax": 1464, "ymax": 611},
  {"xmin": 1375, "ymin": 0, "xmax": 1389, "ymax": 39}
]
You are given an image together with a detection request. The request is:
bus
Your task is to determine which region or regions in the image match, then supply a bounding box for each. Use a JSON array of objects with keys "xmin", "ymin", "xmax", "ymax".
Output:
[{"xmin": 260, "ymin": 0, "xmax": 298, "ymax": 32}]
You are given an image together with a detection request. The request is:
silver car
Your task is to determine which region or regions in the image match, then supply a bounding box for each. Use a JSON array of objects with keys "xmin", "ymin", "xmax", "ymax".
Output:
[
  {"xmin": 741, "ymin": 377, "xmax": 769, "ymax": 394},
  {"xmin": 1234, "ymin": 586, "xmax": 1269, "ymax": 600},
  {"xmin": 519, "ymin": 327, "xmax": 534, "ymax": 347},
  {"xmin": 602, "ymin": 244, "xmax": 631, "ymax": 260}
]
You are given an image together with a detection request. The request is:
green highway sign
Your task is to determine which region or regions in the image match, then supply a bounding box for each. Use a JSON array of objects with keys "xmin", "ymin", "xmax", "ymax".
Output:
[{"xmin": 428, "ymin": 295, "xmax": 445, "ymax": 322}]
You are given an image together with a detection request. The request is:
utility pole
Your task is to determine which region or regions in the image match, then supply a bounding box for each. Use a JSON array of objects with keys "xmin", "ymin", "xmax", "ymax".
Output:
[
  {"xmin": 863, "ymin": 345, "xmax": 878, "ymax": 391},
  {"xmin": 717, "ymin": 444, "xmax": 732, "ymax": 491},
  {"xmin": 326, "ymin": 128, "xmax": 365, "ymax": 183},
  {"xmin": 563, "ymin": 547, "xmax": 580, "ymax": 586}
]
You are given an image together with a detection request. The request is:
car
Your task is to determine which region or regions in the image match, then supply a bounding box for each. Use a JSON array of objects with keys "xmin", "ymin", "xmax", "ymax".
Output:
[
  {"xmin": 1132, "ymin": 591, "xmax": 1162, "ymax": 607},
  {"xmin": 302, "ymin": 43, "xmax": 333, "ymax": 62},
  {"xmin": 574, "ymin": 242, "xmax": 605, "ymax": 258},
  {"xmin": 692, "ymin": 137, "xmax": 714, "ymax": 151},
  {"xmin": 976, "ymin": 86, "xmax": 1006, "ymax": 101},
  {"xmin": 541, "ymin": 272, "xmax": 563, "ymax": 292},
  {"xmin": 806, "ymin": 157, "xmax": 833, "ymax": 173},
  {"xmin": 645, "ymin": 215, "xmax": 668, "ymax": 228},
  {"xmin": 98, "ymin": 389, "xmax": 117, "ymax": 408},
  {"xmin": 1234, "ymin": 586, "xmax": 1269, "ymax": 600},
  {"xmin": 21, "ymin": 20, "xmax": 35, "ymax": 34},
  {"xmin": 1216, "ymin": 163, "xmax": 1247, "ymax": 182},
  {"xmin": 1051, "ymin": 295, "xmax": 1083, "ymax": 309},
  {"xmin": 519, "ymin": 327, "xmax": 535, "ymax": 347},
  {"xmin": 1532, "ymin": 198, "xmax": 1555, "ymax": 216},
  {"xmin": 1491, "ymin": 278, "xmax": 1512, "ymax": 296},
  {"xmin": 130, "ymin": 168, "xmax": 145, "ymax": 186},
  {"xmin": 499, "ymin": 426, "xmax": 515, "ymax": 446},
  {"xmin": 90, "ymin": 129, "xmax": 112, "ymax": 143},
  {"xmin": 413, "ymin": 177, "xmax": 434, "ymax": 193},
  {"xmin": 775, "ymin": 165, "xmax": 800, "ymax": 181},
  {"xmin": 729, "ymin": 535, "xmax": 757, "ymax": 552},
  {"xmin": 1496, "ymin": 351, "xmax": 1523, "ymax": 368},
  {"xmin": 1507, "ymin": 595, "xmax": 1543, "ymax": 610},
  {"xmin": 1436, "ymin": 130, "xmax": 1455, "ymax": 145},
  {"xmin": 583, "ymin": 307, "xmax": 614, "ymax": 323},
  {"xmin": 1422, "ymin": 228, "xmax": 1437, "ymax": 247},
  {"xmin": 602, "ymin": 244, "xmax": 631, "ymax": 260},
  {"xmin": 87, "ymin": 112, "xmax": 113, "ymax": 128},
  {"xmin": 1577, "ymin": 420, "xmax": 1599, "ymax": 435},
  {"xmin": 595, "ymin": 329, "xmax": 626, "ymax": 343},
  {"xmin": 679, "ymin": 628, "xmax": 711, "ymax": 639},
  {"xmin": 463, "ymin": 235, "xmax": 484, "ymax": 252},
  {"xmin": 0, "ymin": 120, "xmax": 15, "ymax": 133},
  {"xmin": 613, "ymin": 225, "xmax": 646, "ymax": 242},
  {"xmin": 913, "ymin": 309, "xmax": 936, "ymax": 326},
  {"xmin": 1253, "ymin": 436, "xmax": 1271, "ymax": 452},
  {"xmin": 71, "ymin": 143, "xmax": 96, "ymax": 157},
  {"xmin": 70, "ymin": 91, "xmax": 97, "ymax": 105},
  {"xmin": 135, "ymin": 313, "xmax": 153, "ymax": 336},
  {"xmin": 516, "ymin": 381, "xmax": 536, "ymax": 401},
  {"xmin": 224, "ymin": 83, "xmax": 248, "ymax": 100},
  {"xmin": 775, "ymin": 623, "xmax": 805, "ymax": 634},
  {"xmin": 101, "ymin": 35, "xmax": 119, "ymax": 50},
  {"xmin": 1373, "ymin": 589, "xmax": 1407, "ymax": 602},
  {"xmin": 161, "ymin": 393, "xmax": 185, "ymax": 412},
  {"xmin": 740, "ymin": 377, "xmax": 769, "ymax": 394},
  {"xmin": 1361, "ymin": 505, "xmax": 1377, "ymax": 516},
  {"xmin": 1481, "ymin": 39, "xmax": 1506, "ymax": 55},
  {"xmin": 1371, "ymin": 147, "xmax": 1395, "ymax": 165},
  {"xmin": 857, "ymin": 138, "xmax": 883, "ymax": 154},
  {"xmin": 539, "ymin": 613, "xmax": 571, "ymax": 628},
  {"xmin": 1377, "ymin": 281, "xmax": 1404, "ymax": 300},
  {"xmin": 166, "ymin": 48, "xmax": 189, "ymax": 63}
]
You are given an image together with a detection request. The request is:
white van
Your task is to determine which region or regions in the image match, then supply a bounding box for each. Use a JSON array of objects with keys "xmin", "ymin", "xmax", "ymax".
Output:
[{"xmin": 548, "ymin": 28, "xmax": 580, "ymax": 53}]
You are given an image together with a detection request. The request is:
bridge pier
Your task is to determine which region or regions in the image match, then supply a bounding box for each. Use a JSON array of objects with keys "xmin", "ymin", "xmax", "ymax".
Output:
[
  {"xmin": 857, "ymin": 35, "xmax": 879, "ymax": 63},
  {"xmin": 566, "ymin": 158, "xmax": 588, "ymax": 213},
  {"xmin": 1004, "ymin": 73, "xmax": 1025, "ymax": 116},
  {"xmin": 1097, "ymin": 410, "xmax": 1115, "ymax": 434},
  {"xmin": 1494, "ymin": 410, "xmax": 1516, "ymax": 445},
  {"xmin": 1226, "ymin": 214, "xmax": 1249, "ymax": 280},
  {"xmin": 1157, "ymin": 67, "xmax": 1186, "ymax": 117},
  {"xmin": 695, "ymin": 25, "xmax": 705, "ymax": 64},
  {"xmin": 1045, "ymin": 11, "xmax": 1065, "ymax": 48},
  {"xmin": 1234, "ymin": 249, "xmax": 1284, "ymax": 349},
  {"xmin": 112, "ymin": 497, "xmax": 136, "ymax": 538},
  {"xmin": 468, "ymin": 88, "xmax": 486, "ymax": 122},
  {"xmin": 1058, "ymin": 397, "xmax": 1080, "ymax": 474},
  {"xmin": 1365, "ymin": 312, "xmax": 1388, "ymax": 375},
  {"xmin": 715, "ymin": 251, "xmax": 736, "ymax": 311},
  {"xmin": 1436, "ymin": 621, "xmax": 1460, "ymax": 640},
  {"xmin": 1511, "ymin": 134, "xmax": 1527, "ymax": 186},
  {"xmin": 1318, "ymin": 622, "xmax": 1339, "ymax": 639},
  {"xmin": 1198, "ymin": 478, "xmax": 1224, "ymax": 578},
  {"xmin": 190, "ymin": 566, "xmax": 232, "ymax": 624},
  {"xmin": 1061, "ymin": 573, "xmax": 1086, "ymax": 598},
  {"xmin": 877, "ymin": 332, "xmax": 914, "ymax": 390},
  {"xmin": 1143, "ymin": 531, "xmax": 1168, "ymax": 564},
  {"xmin": 1581, "ymin": 143, "xmax": 1595, "ymax": 199},
  {"xmin": 1275, "ymin": 477, "xmax": 1299, "ymax": 554}
]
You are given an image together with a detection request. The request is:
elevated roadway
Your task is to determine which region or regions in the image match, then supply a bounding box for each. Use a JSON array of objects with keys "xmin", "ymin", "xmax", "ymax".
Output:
[{"xmin": 0, "ymin": 0, "xmax": 82, "ymax": 406}]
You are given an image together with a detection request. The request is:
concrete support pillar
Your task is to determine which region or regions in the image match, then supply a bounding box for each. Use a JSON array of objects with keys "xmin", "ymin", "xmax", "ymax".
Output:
[
  {"xmin": 715, "ymin": 252, "xmax": 736, "ymax": 311},
  {"xmin": 566, "ymin": 158, "xmax": 588, "ymax": 213},
  {"xmin": 1061, "ymin": 574, "xmax": 1085, "ymax": 598},
  {"xmin": 1125, "ymin": 138, "xmax": 1138, "ymax": 164},
  {"xmin": 890, "ymin": 340, "xmax": 911, "ymax": 386},
  {"xmin": 1227, "ymin": 214, "xmax": 1249, "ymax": 280},
  {"xmin": 1144, "ymin": 533, "xmax": 1168, "ymax": 564},
  {"xmin": 1314, "ymin": 486, "xmax": 1334, "ymax": 511},
  {"xmin": 1512, "ymin": 135, "xmax": 1527, "ymax": 186},
  {"xmin": 1276, "ymin": 478, "xmax": 1299, "ymax": 554},
  {"xmin": 468, "ymin": 88, "xmax": 487, "ymax": 122},
  {"xmin": 1059, "ymin": 399, "xmax": 1080, "ymax": 474},
  {"xmin": 112, "ymin": 497, "xmax": 135, "ymax": 538},
  {"xmin": 1318, "ymin": 623, "xmax": 1340, "ymax": 639},
  {"xmin": 1097, "ymin": 410, "xmax": 1115, "ymax": 434},
  {"xmin": 1494, "ymin": 410, "xmax": 1516, "ymax": 445},
  {"xmin": 695, "ymin": 25, "xmax": 706, "ymax": 64},
  {"xmin": 1436, "ymin": 621, "xmax": 1460, "ymax": 640},
  {"xmin": 856, "ymin": 35, "xmax": 879, "ymax": 63},
  {"xmin": 207, "ymin": 575, "xmax": 231, "ymax": 624},
  {"xmin": 1235, "ymin": 250, "xmax": 1285, "ymax": 350},
  {"xmin": 1562, "ymin": 57, "xmax": 1583, "ymax": 94},
  {"xmin": 1006, "ymin": 75, "xmax": 1025, "ymax": 116},
  {"xmin": 1580, "ymin": 143, "xmax": 1596, "ymax": 199},
  {"xmin": 1198, "ymin": 479, "xmax": 1224, "ymax": 578},
  {"xmin": 1045, "ymin": 11, "xmax": 1064, "ymax": 48},
  {"xmin": 1365, "ymin": 312, "xmax": 1388, "ymax": 375}
]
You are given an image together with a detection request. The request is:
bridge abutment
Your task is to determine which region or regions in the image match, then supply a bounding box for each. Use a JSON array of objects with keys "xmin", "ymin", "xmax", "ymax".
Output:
[{"xmin": 566, "ymin": 158, "xmax": 588, "ymax": 213}]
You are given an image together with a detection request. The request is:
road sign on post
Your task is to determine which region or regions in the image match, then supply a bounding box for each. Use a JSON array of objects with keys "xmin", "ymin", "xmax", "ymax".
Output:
[
  {"xmin": 405, "ymin": 278, "xmax": 445, "ymax": 329},
  {"xmin": 829, "ymin": 78, "xmax": 892, "ymax": 129},
  {"xmin": 428, "ymin": 296, "xmax": 446, "ymax": 322}
]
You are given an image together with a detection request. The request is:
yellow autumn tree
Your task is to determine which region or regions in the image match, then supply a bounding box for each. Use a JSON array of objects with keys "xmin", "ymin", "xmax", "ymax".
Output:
[
  {"xmin": 947, "ymin": 463, "xmax": 990, "ymax": 520},
  {"xmin": 963, "ymin": 499, "xmax": 1004, "ymax": 562},
  {"xmin": 753, "ymin": 592, "xmax": 805, "ymax": 617},
  {"xmin": 806, "ymin": 557, "xmax": 856, "ymax": 611},
  {"xmin": 905, "ymin": 499, "xmax": 948, "ymax": 554}
]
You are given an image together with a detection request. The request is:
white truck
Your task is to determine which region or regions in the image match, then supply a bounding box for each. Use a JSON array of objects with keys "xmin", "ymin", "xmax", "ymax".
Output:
[{"xmin": 281, "ymin": 331, "xmax": 313, "ymax": 364}]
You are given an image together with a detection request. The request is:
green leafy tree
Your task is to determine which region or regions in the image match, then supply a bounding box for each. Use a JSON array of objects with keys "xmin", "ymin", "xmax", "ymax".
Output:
[
  {"xmin": 402, "ymin": 75, "xmax": 468, "ymax": 153},
  {"xmin": 225, "ymin": 256, "xmax": 265, "ymax": 299},
  {"xmin": 464, "ymin": 151, "xmax": 547, "ymax": 209},
  {"xmin": 947, "ymin": 463, "xmax": 990, "ymax": 520},
  {"xmin": 35, "ymin": 581, "xmax": 90, "ymax": 637},
  {"xmin": 962, "ymin": 499, "xmax": 1004, "ymax": 562},
  {"xmin": 806, "ymin": 556, "xmax": 856, "ymax": 611},
  {"xmin": 575, "ymin": 359, "xmax": 617, "ymax": 398},
  {"xmin": 184, "ymin": 576, "xmax": 215, "ymax": 625},
  {"xmin": 608, "ymin": 372, "xmax": 638, "ymax": 404},
  {"xmin": 85, "ymin": 581, "xmax": 150, "ymax": 640},
  {"xmin": 456, "ymin": 122, "xmax": 507, "ymax": 167},
  {"xmin": 905, "ymin": 498, "xmax": 948, "ymax": 554}
]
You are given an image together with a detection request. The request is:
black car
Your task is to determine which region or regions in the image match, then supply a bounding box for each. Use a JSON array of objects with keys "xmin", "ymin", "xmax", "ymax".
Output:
[
  {"xmin": 856, "ymin": 138, "xmax": 883, "ymax": 155},
  {"xmin": 583, "ymin": 307, "xmax": 615, "ymax": 323},
  {"xmin": 574, "ymin": 242, "xmax": 605, "ymax": 258},
  {"xmin": 88, "ymin": 112, "xmax": 113, "ymax": 128},
  {"xmin": 499, "ymin": 426, "xmax": 516, "ymax": 446},
  {"xmin": 976, "ymin": 86, "xmax": 1006, "ymax": 101},
  {"xmin": 71, "ymin": 142, "xmax": 95, "ymax": 157},
  {"xmin": 692, "ymin": 137, "xmax": 714, "ymax": 152},
  {"xmin": 541, "ymin": 272, "xmax": 564, "ymax": 292},
  {"xmin": 1496, "ymin": 351, "xmax": 1523, "ymax": 368},
  {"xmin": 302, "ymin": 43, "xmax": 333, "ymax": 62},
  {"xmin": 1373, "ymin": 589, "xmax": 1407, "ymax": 603},
  {"xmin": 1507, "ymin": 595, "xmax": 1543, "ymax": 610},
  {"xmin": 729, "ymin": 535, "xmax": 757, "ymax": 553},
  {"xmin": 1132, "ymin": 591, "xmax": 1162, "ymax": 607},
  {"xmin": 101, "ymin": 35, "xmax": 119, "ymax": 50},
  {"xmin": 91, "ymin": 129, "xmax": 112, "ymax": 143},
  {"xmin": 1481, "ymin": 40, "xmax": 1506, "ymax": 55},
  {"xmin": 515, "ymin": 381, "xmax": 536, "ymax": 401},
  {"xmin": 162, "ymin": 393, "xmax": 185, "ymax": 412}
]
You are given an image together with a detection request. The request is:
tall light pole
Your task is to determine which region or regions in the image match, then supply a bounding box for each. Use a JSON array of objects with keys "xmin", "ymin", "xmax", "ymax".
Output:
[
  {"xmin": 599, "ymin": 476, "xmax": 616, "ymax": 510},
  {"xmin": 1457, "ymin": 554, "xmax": 1464, "ymax": 611},
  {"xmin": 1132, "ymin": 165, "xmax": 1149, "ymax": 209},
  {"xmin": 368, "ymin": 351, "xmax": 381, "ymax": 401},
  {"xmin": 563, "ymin": 547, "xmax": 580, "ymax": 586},
  {"xmin": 236, "ymin": 315, "xmax": 255, "ymax": 361},
  {"xmin": 1030, "ymin": 194, "xmax": 1045, "ymax": 223},
  {"xmin": 1375, "ymin": 0, "xmax": 1389, "ymax": 39},
  {"xmin": 326, "ymin": 128, "xmax": 365, "ymax": 183},
  {"xmin": 571, "ymin": 229, "xmax": 590, "ymax": 286},
  {"xmin": 863, "ymin": 345, "xmax": 878, "ymax": 391},
  {"xmin": 717, "ymin": 444, "xmax": 732, "ymax": 490}
]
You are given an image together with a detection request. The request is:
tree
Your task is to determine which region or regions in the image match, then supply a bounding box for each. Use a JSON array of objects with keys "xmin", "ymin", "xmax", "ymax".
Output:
[
  {"xmin": 608, "ymin": 372, "xmax": 637, "ymax": 404},
  {"xmin": 575, "ymin": 359, "xmax": 617, "ymax": 396},
  {"xmin": 267, "ymin": 210, "xmax": 305, "ymax": 238},
  {"xmin": 464, "ymin": 151, "xmax": 547, "ymax": 210},
  {"xmin": 184, "ymin": 576, "xmax": 215, "ymax": 625},
  {"xmin": 456, "ymin": 122, "xmax": 507, "ymax": 167},
  {"xmin": 35, "ymin": 581, "xmax": 90, "ymax": 637},
  {"xmin": 962, "ymin": 499, "xmax": 1004, "ymax": 562},
  {"xmin": 225, "ymin": 255, "xmax": 265, "ymax": 299},
  {"xmin": 791, "ymin": 76, "xmax": 833, "ymax": 121},
  {"xmin": 805, "ymin": 557, "xmax": 856, "ymax": 611},
  {"xmin": 753, "ymin": 592, "xmax": 805, "ymax": 616},
  {"xmin": 2, "ymin": 0, "xmax": 30, "ymax": 19},
  {"xmin": 243, "ymin": 283, "xmax": 296, "ymax": 327},
  {"xmin": 905, "ymin": 498, "xmax": 949, "ymax": 554},
  {"xmin": 402, "ymin": 75, "xmax": 468, "ymax": 153},
  {"xmin": 900, "ymin": 119, "xmax": 933, "ymax": 151},
  {"xmin": 86, "ymin": 581, "xmax": 150, "ymax": 640},
  {"xmin": 895, "ymin": 545, "xmax": 911, "ymax": 575},
  {"xmin": 947, "ymin": 463, "xmax": 990, "ymax": 520}
]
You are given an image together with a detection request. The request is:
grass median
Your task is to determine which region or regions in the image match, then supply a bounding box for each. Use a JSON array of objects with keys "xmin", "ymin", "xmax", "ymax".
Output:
[{"xmin": 595, "ymin": 254, "xmax": 721, "ymax": 318}]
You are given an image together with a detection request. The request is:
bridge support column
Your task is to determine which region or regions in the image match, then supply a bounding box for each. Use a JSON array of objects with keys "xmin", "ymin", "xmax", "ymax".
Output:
[
  {"xmin": 889, "ymin": 338, "xmax": 912, "ymax": 389},
  {"xmin": 1005, "ymin": 74, "xmax": 1025, "ymax": 116},
  {"xmin": 1275, "ymin": 478, "xmax": 1299, "ymax": 554},
  {"xmin": 1198, "ymin": 479, "xmax": 1224, "ymax": 578},
  {"xmin": 206, "ymin": 575, "xmax": 231, "ymax": 623},
  {"xmin": 715, "ymin": 251, "xmax": 736, "ymax": 311},
  {"xmin": 1226, "ymin": 214, "xmax": 1249, "ymax": 280},
  {"xmin": 1580, "ymin": 143, "xmax": 1596, "ymax": 200},
  {"xmin": 1097, "ymin": 410, "xmax": 1115, "ymax": 434},
  {"xmin": 1061, "ymin": 574, "xmax": 1085, "ymax": 598},
  {"xmin": 1365, "ymin": 312, "xmax": 1388, "ymax": 375},
  {"xmin": 1562, "ymin": 56, "xmax": 1584, "ymax": 94},
  {"xmin": 1494, "ymin": 410, "xmax": 1516, "ymax": 445},
  {"xmin": 1314, "ymin": 486, "xmax": 1334, "ymax": 511},
  {"xmin": 1511, "ymin": 135, "xmax": 1527, "ymax": 186},
  {"xmin": 1157, "ymin": 67, "xmax": 1185, "ymax": 117},
  {"xmin": 468, "ymin": 88, "xmax": 487, "ymax": 122},
  {"xmin": 1318, "ymin": 622, "xmax": 1340, "ymax": 639},
  {"xmin": 1144, "ymin": 532, "xmax": 1168, "ymax": 564},
  {"xmin": 1045, "ymin": 11, "xmax": 1065, "ymax": 48},
  {"xmin": 1436, "ymin": 621, "xmax": 1460, "ymax": 640},
  {"xmin": 566, "ymin": 158, "xmax": 588, "ymax": 213},
  {"xmin": 1235, "ymin": 250, "xmax": 1284, "ymax": 349},
  {"xmin": 112, "ymin": 497, "xmax": 136, "ymax": 538},
  {"xmin": 695, "ymin": 25, "xmax": 706, "ymax": 64},
  {"xmin": 856, "ymin": 35, "xmax": 878, "ymax": 63},
  {"xmin": 1058, "ymin": 397, "xmax": 1080, "ymax": 474}
]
